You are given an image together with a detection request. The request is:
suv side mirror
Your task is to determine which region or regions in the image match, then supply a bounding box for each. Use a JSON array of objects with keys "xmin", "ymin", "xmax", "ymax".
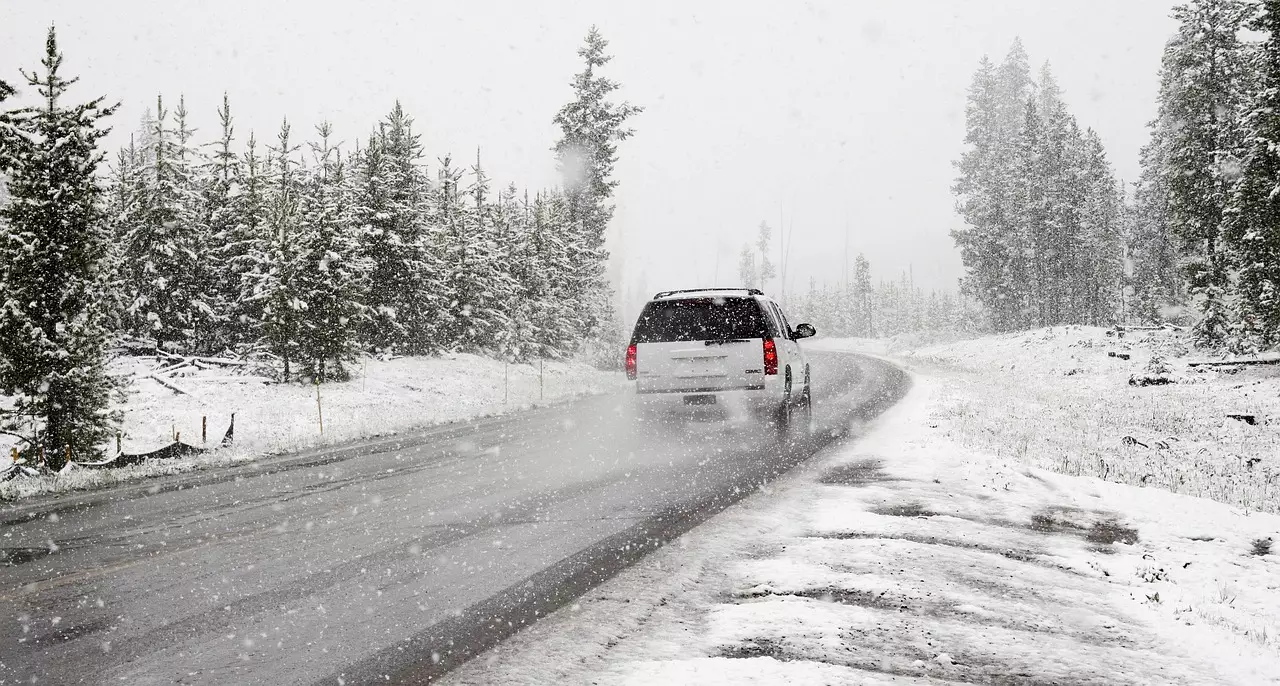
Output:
[{"xmin": 793, "ymin": 323, "xmax": 816, "ymax": 339}]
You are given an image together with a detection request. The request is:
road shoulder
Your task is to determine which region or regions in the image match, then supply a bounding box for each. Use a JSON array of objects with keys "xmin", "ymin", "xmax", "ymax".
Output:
[{"xmin": 444, "ymin": 372, "xmax": 1280, "ymax": 685}]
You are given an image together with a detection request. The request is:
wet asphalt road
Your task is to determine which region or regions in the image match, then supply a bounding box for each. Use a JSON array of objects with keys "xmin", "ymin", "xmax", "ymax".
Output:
[{"xmin": 0, "ymin": 350, "xmax": 906, "ymax": 685}]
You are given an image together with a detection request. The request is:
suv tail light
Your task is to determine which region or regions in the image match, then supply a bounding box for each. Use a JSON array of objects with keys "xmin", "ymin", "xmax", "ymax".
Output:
[
  {"xmin": 763, "ymin": 338, "xmax": 778, "ymax": 375},
  {"xmin": 625, "ymin": 344, "xmax": 638, "ymax": 380}
]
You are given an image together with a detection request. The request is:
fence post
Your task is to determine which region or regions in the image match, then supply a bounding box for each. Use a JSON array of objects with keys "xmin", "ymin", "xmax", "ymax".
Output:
[
  {"xmin": 316, "ymin": 379, "xmax": 324, "ymax": 435},
  {"xmin": 202, "ymin": 416, "xmax": 207, "ymax": 444},
  {"xmin": 116, "ymin": 431, "xmax": 122, "ymax": 455},
  {"xmin": 539, "ymin": 358, "xmax": 544, "ymax": 401}
]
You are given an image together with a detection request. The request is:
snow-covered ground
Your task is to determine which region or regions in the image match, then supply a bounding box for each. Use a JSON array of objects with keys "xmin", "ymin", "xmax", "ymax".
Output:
[
  {"xmin": 445, "ymin": 330, "xmax": 1280, "ymax": 685},
  {"xmin": 884, "ymin": 326, "xmax": 1280, "ymax": 515},
  {"xmin": 1, "ymin": 353, "xmax": 625, "ymax": 501}
]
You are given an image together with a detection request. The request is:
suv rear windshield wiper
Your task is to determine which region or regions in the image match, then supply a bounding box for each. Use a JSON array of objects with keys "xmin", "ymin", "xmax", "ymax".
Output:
[{"xmin": 705, "ymin": 338, "xmax": 750, "ymax": 346}]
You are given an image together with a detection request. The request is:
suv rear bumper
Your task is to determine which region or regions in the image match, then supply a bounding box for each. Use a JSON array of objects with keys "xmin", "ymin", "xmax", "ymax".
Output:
[
  {"xmin": 636, "ymin": 383, "xmax": 765, "ymax": 394},
  {"xmin": 631, "ymin": 382, "xmax": 782, "ymax": 418}
]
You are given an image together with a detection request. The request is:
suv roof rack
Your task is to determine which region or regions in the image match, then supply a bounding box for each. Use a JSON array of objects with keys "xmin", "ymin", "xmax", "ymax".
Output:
[{"xmin": 652, "ymin": 287, "xmax": 764, "ymax": 299}]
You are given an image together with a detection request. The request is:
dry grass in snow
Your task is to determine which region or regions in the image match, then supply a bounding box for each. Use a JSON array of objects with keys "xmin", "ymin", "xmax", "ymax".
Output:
[{"xmin": 819, "ymin": 326, "xmax": 1280, "ymax": 515}]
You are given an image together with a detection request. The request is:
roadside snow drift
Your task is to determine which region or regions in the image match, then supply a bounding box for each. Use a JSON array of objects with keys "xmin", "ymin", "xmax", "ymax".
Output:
[
  {"xmin": 445, "ymin": 336, "xmax": 1280, "ymax": 686},
  {"xmin": 1, "ymin": 353, "xmax": 624, "ymax": 500}
]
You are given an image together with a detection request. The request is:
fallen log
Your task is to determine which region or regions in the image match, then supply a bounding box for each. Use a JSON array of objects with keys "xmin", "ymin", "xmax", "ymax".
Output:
[
  {"xmin": 155, "ymin": 352, "xmax": 250, "ymax": 368},
  {"xmin": 185, "ymin": 375, "xmax": 274, "ymax": 384},
  {"xmin": 144, "ymin": 373, "xmax": 195, "ymax": 396},
  {"xmin": 191, "ymin": 356, "xmax": 250, "ymax": 367},
  {"xmin": 1187, "ymin": 357, "xmax": 1280, "ymax": 368}
]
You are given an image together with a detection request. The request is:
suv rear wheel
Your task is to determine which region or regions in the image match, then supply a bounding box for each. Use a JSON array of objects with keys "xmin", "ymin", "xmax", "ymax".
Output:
[
  {"xmin": 773, "ymin": 369, "xmax": 794, "ymax": 434},
  {"xmin": 798, "ymin": 367, "xmax": 813, "ymax": 437}
]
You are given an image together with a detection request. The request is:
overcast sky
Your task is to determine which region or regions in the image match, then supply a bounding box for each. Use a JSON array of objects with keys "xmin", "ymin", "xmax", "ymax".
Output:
[{"xmin": 2, "ymin": 0, "xmax": 1180, "ymax": 311}]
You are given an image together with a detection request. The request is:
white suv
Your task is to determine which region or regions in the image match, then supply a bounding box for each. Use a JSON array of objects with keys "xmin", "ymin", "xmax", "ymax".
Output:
[{"xmin": 625, "ymin": 288, "xmax": 816, "ymax": 429}]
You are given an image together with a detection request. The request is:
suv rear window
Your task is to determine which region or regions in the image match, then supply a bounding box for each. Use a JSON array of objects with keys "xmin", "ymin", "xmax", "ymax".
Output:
[{"xmin": 631, "ymin": 297, "xmax": 769, "ymax": 343}]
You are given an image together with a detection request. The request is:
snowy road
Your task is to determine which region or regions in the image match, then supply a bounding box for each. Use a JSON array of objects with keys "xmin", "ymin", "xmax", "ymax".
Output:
[{"xmin": 0, "ymin": 351, "xmax": 906, "ymax": 685}]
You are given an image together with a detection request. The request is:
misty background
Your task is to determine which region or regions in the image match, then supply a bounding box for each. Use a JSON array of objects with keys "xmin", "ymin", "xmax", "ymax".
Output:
[{"xmin": 0, "ymin": 0, "xmax": 1180, "ymax": 323}]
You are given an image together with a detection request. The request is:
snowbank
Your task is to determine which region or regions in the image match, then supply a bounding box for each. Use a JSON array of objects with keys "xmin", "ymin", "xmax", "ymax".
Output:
[
  {"xmin": 1, "ymin": 353, "xmax": 625, "ymax": 501},
  {"xmin": 445, "ymin": 335, "xmax": 1280, "ymax": 685},
  {"xmin": 826, "ymin": 326, "xmax": 1280, "ymax": 515}
]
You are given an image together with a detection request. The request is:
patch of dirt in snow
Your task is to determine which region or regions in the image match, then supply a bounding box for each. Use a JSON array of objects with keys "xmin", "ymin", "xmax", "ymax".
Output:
[{"xmin": 816, "ymin": 457, "xmax": 894, "ymax": 486}]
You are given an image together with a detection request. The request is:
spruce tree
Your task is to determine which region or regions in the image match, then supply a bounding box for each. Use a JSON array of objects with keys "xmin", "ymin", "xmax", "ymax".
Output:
[
  {"xmin": 755, "ymin": 222, "xmax": 776, "ymax": 290},
  {"xmin": 552, "ymin": 26, "xmax": 642, "ymax": 340},
  {"xmin": 449, "ymin": 151, "xmax": 516, "ymax": 353},
  {"xmin": 852, "ymin": 254, "xmax": 874, "ymax": 337},
  {"xmin": 252, "ymin": 120, "xmax": 304, "ymax": 378},
  {"xmin": 120, "ymin": 94, "xmax": 213, "ymax": 352},
  {"xmin": 1078, "ymin": 129, "xmax": 1124, "ymax": 326},
  {"xmin": 1007, "ymin": 99, "xmax": 1042, "ymax": 329},
  {"xmin": 737, "ymin": 246, "xmax": 759, "ymax": 289},
  {"xmin": 1227, "ymin": 0, "xmax": 1280, "ymax": 345},
  {"xmin": 294, "ymin": 123, "xmax": 367, "ymax": 380},
  {"xmin": 529, "ymin": 190, "xmax": 580, "ymax": 357},
  {"xmin": 204, "ymin": 93, "xmax": 250, "ymax": 350},
  {"xmin": 1128, "ymin": 116, "xmax": 1183, "ymax": 323},
  {"xmin": 1032, "ymin": 64, "xmax": 1086, "ymax": 326},
  {"xmin": 355, "ymin": 103, "xmax": 439, "ymax": 354},
  {"xmin": 952, "ymin": 44, "xmax": 1033, "ymax": 332},
  {"xmin": 1158, "ymin": 0, "xmax": 1253, "ymax": 346},
  {"xmin": 0, "ymin": 27, "xmax": 119, "ymax": 464},
  {"xmin": 490, "ymin": 183, "xmax": 521, "ymax": 360},
  {"xmin": 228, "ymin": 132, "xmax": 268, "ymax": 345}
]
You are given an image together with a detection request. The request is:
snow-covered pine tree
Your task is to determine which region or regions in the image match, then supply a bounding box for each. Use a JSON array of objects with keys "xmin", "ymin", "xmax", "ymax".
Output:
[
  {"xmin": 436, "ymin": 152, "xmax": 512, "ymax": 353},
  {"xmin": 351, "ymin": 129, "xmax": 398, "ymax": 350},
  {"xmin": 173, "ymin": 95, "xmax": 218, "ymax": 351},
  {"xmin": 852, "ymin": 254, "xmax": 874, "ymax": 337},
  {"xmin": 1158, "ymin": 0, "xmax": 1253, "ymax": 346},
  {"xmin": 227, "ymin": 132, "xmax": 269, "ymax": 346},
  {"xmin": 293, "ymin": 123, "xmax": 368, "ymax": 381},
  {"xmin": 552, "ymin": 26, "xmax": 642, "ymax": 340},
  {"xmin": 0, "ymin": 27, "xmax": 119, "ymax": 464},
  {"xmin": 1007, "ymin": 98, "xmax": 1043, "ymax": 329},
  {"xmin": 756, "ymin": 222, "xmax": 776, "ymax": 291},
  {"xmin": 493, "ymin": 183, "xmax": 533, "ymax": 361},
  {"xmin": 952, "ymin": 44, "xmax": 1031, "ymax": 332},
  {"xmin": 529, "ymin": 189, "xmax": 581, "ymax": 357},
  {"xmin": 120, "ymin": 94, "xmax": 214, "ymax": 353},
  {"xmin": 101, "ymin": 137, "xmax": 140, "ymax": 334},
  {"xmin": 1077, "ymin": 129, "xmax": 1124, "ymax": 326},
  {"xmin": 1127, "ymin": 116, "xmax": 1183, "ymax": 324},
  {"xmin": 738, "ymin": 246, "xmax": 758, "ymax": 289},
  {"xmin": 1032, "ymin": 64, "xmax": 1086, "ymax": 327},
  {"xmin": 1226, "ymin": 0, "xmax": 1280, "ymax": 346},
  {"xmin": 458, "ymin": 151, "xmax": 516, "ymax": 353},
  {"xmin": 251, "ymin": 119, "xmax": 305, "ymax": 378},
  {"xmin": 203, "ymin": 93, "xmax": 250, "ymax": 350},
  {"xmin": 497, "ymin": 187, "xmax": 533, "ymax": 360},
  {"xmin": 0, "ymin": 77, "xmax": 13, "ymax": 201},
  {"xmin": 355, "ymin": 103, "xmax": 439, "ymax": 354}
]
